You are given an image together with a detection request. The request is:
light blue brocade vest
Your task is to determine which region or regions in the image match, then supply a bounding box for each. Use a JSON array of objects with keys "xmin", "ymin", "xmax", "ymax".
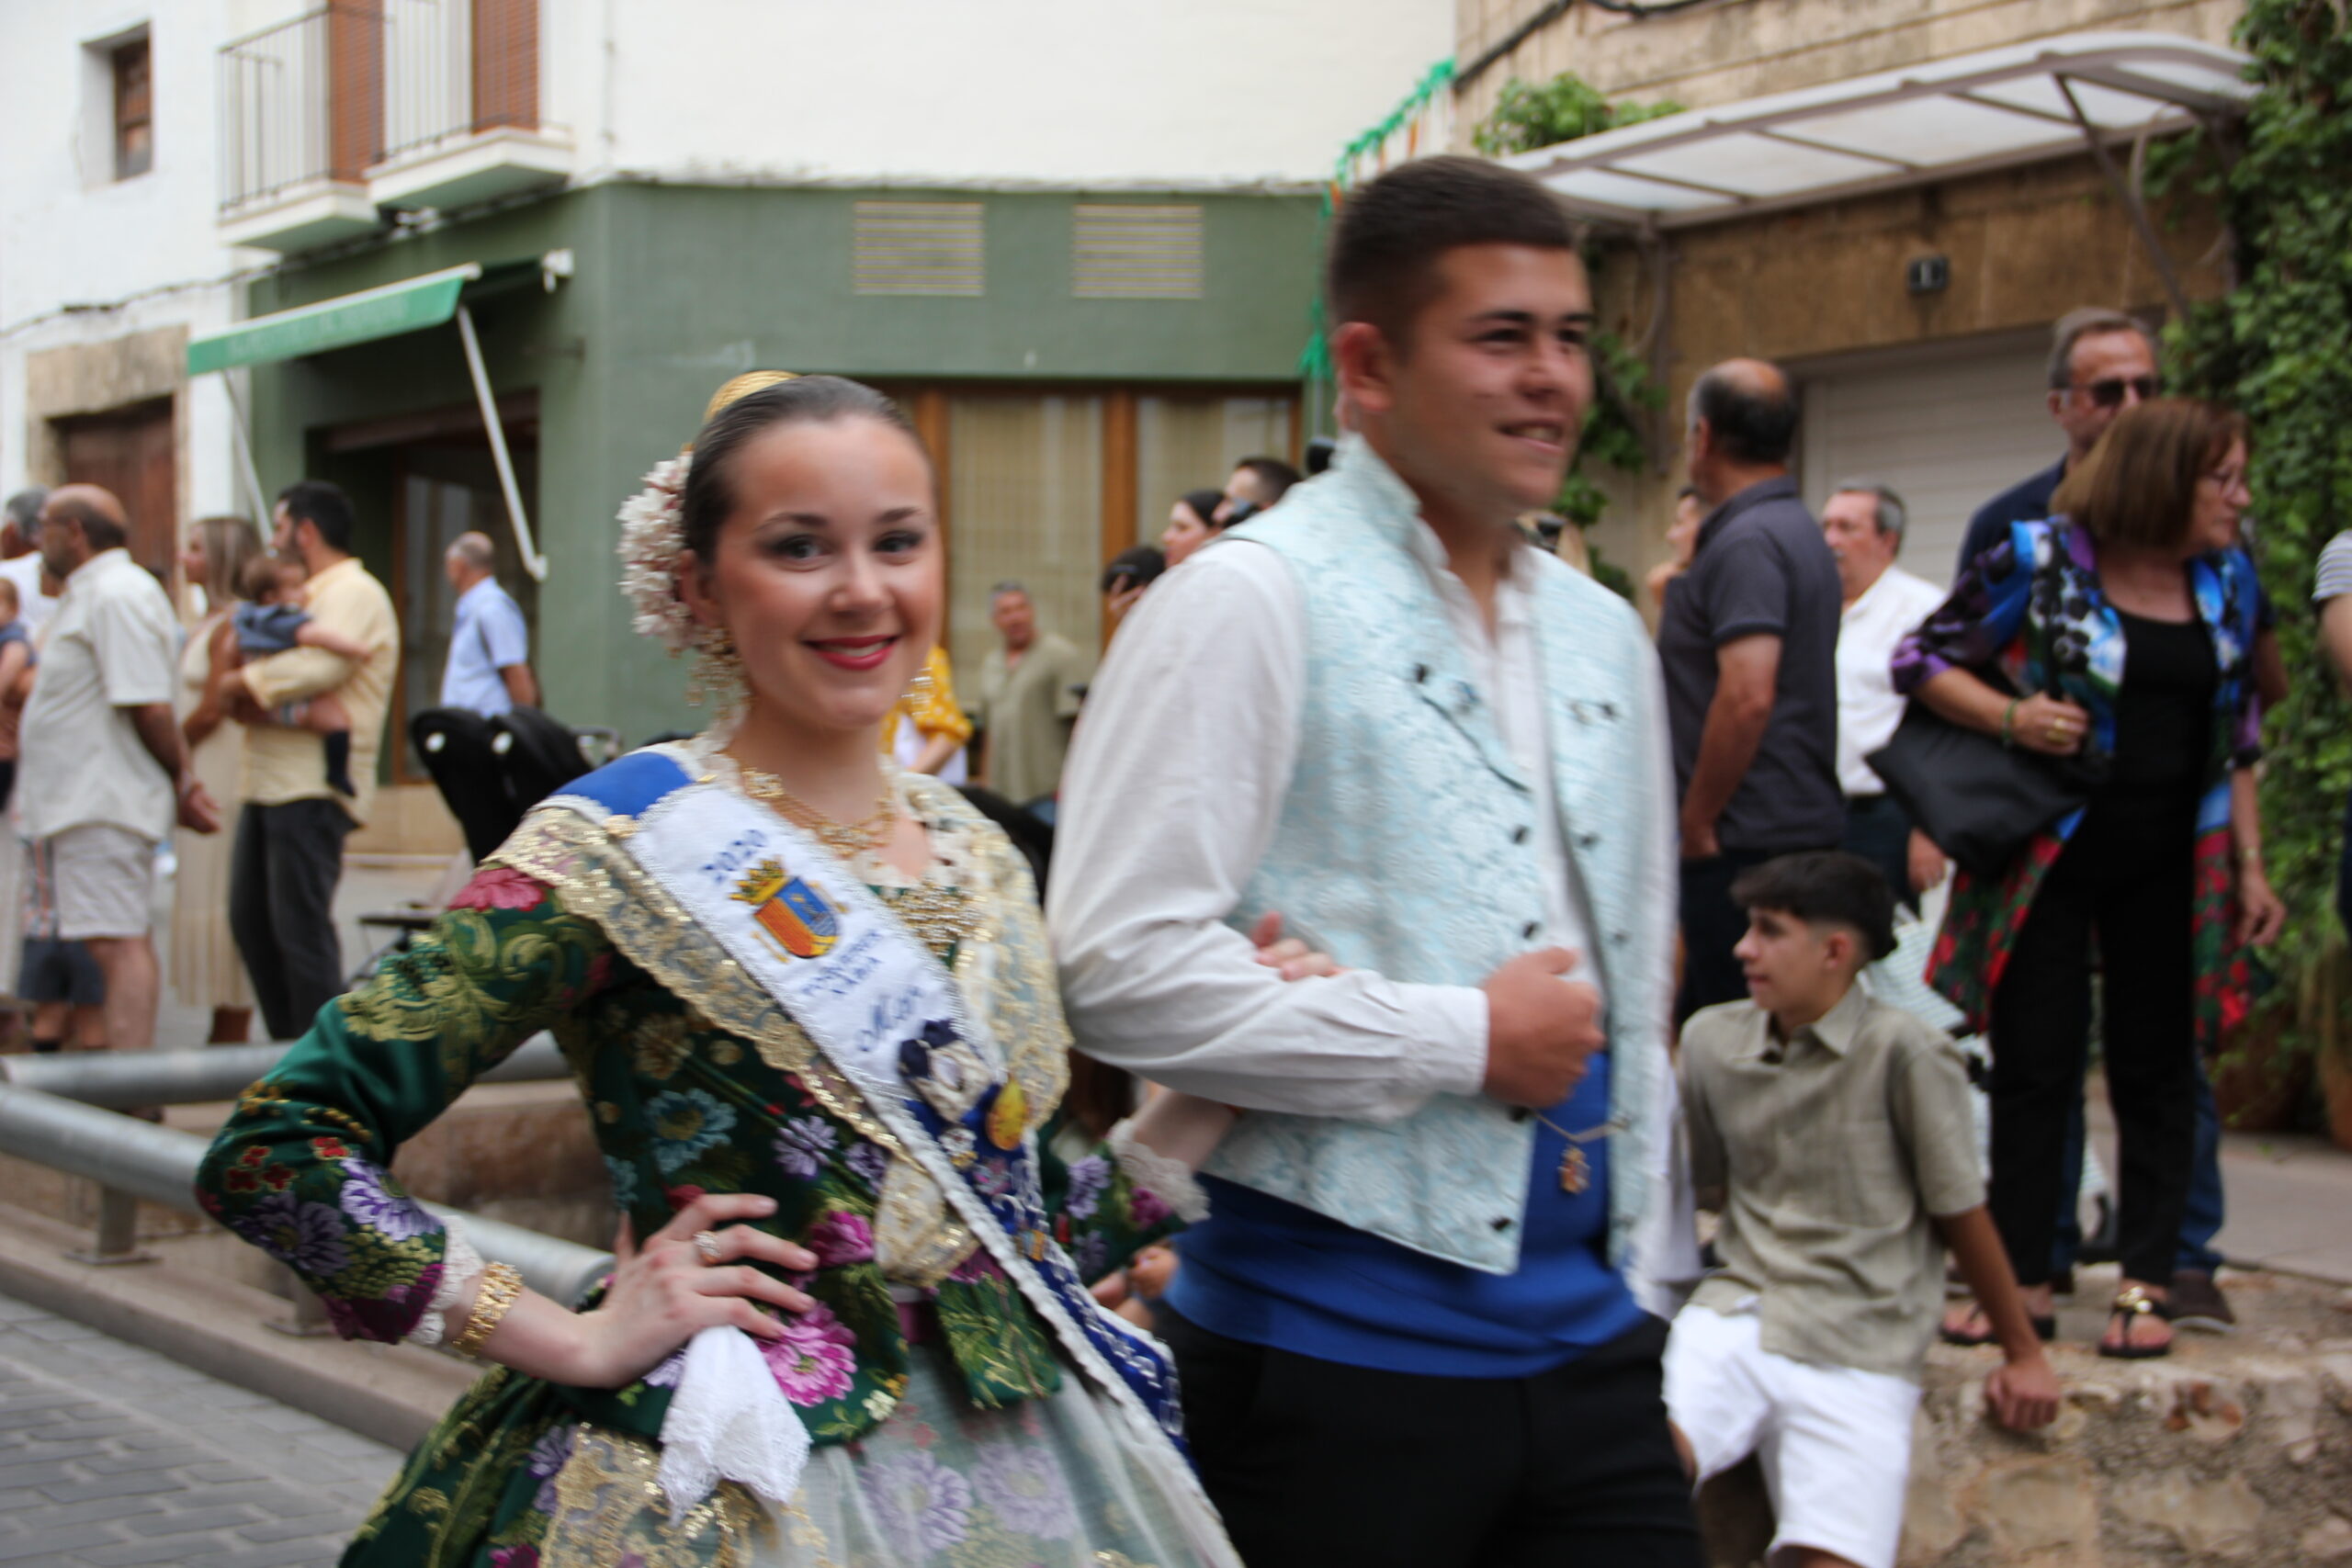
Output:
[{"xmin": 1204, "ymin": 441, "xmax": 1677, "ymax": 1277}]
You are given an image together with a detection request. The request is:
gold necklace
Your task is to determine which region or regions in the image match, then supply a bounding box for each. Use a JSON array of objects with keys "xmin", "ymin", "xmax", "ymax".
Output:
[
  {"xmin": 732, "ymin": 759, "xmax": 898, "ymax": 856},
  {"xmin": 1528, "ymin": 1111, "xmax": 1627, "ymax": 1195}
]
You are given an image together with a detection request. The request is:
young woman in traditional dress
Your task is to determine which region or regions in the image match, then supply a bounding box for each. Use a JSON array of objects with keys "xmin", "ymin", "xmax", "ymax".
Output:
[{"xmin": 197, "ymin": 372, "xmax": 1239, "ymax": 1567}]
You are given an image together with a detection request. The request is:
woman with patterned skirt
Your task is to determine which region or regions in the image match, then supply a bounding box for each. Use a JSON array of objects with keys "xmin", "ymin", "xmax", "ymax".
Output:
[
  {"xmin": 1891, "ymin": 399, "xmax": 2283, "ymax": 1362},
  {"xmin": 196, "ymin": 373, "xmax": 1241, "ymax": 1568}
]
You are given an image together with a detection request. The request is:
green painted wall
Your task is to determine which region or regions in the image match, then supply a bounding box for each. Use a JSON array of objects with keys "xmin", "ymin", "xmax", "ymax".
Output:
[{"xmin": 245, "ymin": 181, "xmax": 1320, "ymax": 750}]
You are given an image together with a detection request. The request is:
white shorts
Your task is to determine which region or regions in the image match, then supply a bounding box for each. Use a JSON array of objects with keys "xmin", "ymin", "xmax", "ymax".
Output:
[
  {"xmin": 1663, "ymin": 1303, "xmax": 1920, "ymax": 1568},
  {"xmin": 36, "ymin": 825, "xmax": 156, "ymax": 942}
]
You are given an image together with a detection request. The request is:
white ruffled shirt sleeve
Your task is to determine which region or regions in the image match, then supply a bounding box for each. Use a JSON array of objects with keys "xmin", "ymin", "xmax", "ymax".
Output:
[{"xmin": 1047, "ymin": 544, "xmax": 1487, "ymax": 1123}]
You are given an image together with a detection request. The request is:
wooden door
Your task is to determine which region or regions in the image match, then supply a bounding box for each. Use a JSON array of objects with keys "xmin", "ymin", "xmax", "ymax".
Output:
[{"xmin": 58, "ymin": 398, "xmax": 175, "ymax": 582}]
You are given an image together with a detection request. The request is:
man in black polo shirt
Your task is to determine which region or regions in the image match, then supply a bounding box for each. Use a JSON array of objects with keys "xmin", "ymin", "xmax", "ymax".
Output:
[
  {"xmin": 1954, "ymin": 308, "xmax": 2156, "ymax": 573},
  {"xmin": 1659, "ymin": 359, "xmax": 1843, "ymax": 1020}
]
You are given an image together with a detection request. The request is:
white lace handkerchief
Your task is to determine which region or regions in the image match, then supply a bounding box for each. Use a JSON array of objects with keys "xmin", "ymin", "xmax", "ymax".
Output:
[{"xmin": 655, "ymin": 1325, "xmax": 809, "ymax": 1521}]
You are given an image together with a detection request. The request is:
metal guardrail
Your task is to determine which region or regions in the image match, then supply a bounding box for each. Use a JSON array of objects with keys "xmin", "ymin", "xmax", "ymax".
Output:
[
  {"xmin": 0, "ymin": 1042, "xmax": 611, "ymax": 1314},
  {"xmin": 0, "ymin": 1032, "xmax": 570, "ymax": 1111}
]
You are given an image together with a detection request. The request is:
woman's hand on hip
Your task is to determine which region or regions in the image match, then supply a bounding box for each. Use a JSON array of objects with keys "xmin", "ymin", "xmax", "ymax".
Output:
[
  {"xmin": 563, "ymin": 1193, "xmax": 820, "ymax": 1388},
  {"xmin": 2012, "ymin": 694, "xmax": 2091, "ymax": 757},
  {"xmin": 2235, "ymin": 863, "xmax": 2287, "ymax": 948}
]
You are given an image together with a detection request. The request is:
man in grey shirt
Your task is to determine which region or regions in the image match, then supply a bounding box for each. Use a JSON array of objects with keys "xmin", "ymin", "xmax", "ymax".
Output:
[{"xmin": 1657, "ymin": 360, "xmax": 1843, "ymax": 1019}]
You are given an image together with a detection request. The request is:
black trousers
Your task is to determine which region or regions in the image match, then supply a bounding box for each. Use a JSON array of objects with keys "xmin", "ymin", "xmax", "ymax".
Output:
[
  {"xmin": 1676, "ymin": 847, "xmax": 1777, "ymax": 1021},
  {"xmin": 1987, "ymin": 797, "xmax": 2199, "ymax": 1287},
  {"xmin": 1159, "ymin": 1308, "xmax": 1700, "ymax": 1568},
  {"xmin": 1841, "ymin": 792, "xmax": 1917, "ymax": 913},
  {"xmin": 229, "ymin": 799, "xmax": 354, "ymax": 1041}
]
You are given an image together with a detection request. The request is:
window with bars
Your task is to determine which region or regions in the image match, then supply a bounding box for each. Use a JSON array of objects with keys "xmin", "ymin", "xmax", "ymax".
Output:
[{"xmin": 112, "ymin": 34, "xmax": 153, "ymax": 179}]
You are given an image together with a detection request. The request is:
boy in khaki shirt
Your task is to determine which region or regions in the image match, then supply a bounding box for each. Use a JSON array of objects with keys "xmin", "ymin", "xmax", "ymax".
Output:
[{"xmin": 1668, "ymin": 852, "xmax": 2057, "ymax": 1568}]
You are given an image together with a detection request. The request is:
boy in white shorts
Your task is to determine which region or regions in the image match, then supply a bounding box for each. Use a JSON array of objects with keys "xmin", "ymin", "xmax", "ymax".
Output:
[{"xmin": 1668, "ymin": 852, "xmax": 2058, "ymax": 1568}]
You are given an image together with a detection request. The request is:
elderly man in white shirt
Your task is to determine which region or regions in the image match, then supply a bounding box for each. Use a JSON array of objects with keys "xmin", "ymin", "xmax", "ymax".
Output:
[
  {"xmin": 20, "ymin": 486, "xmax": 220, "ymax": 1056},
  {"xmin": 1823, "ymin": 481, "xmax": 1948, "ymax": 908}
]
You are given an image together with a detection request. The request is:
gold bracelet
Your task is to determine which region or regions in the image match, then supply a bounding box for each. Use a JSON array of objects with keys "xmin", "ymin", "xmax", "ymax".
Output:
[{"xmin": 448, "ymin": 1261, "xmax": 524, "ymax": 1357}]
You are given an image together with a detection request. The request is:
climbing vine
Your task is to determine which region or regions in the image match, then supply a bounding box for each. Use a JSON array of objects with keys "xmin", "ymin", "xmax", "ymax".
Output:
[
  {"xmin": 1476, "ymin": 74, "xmax": 1682, "ymax": 598},
  {"xmin": 2165, "ymin": 0, "xmax": 2352, "ymax": 1058}
]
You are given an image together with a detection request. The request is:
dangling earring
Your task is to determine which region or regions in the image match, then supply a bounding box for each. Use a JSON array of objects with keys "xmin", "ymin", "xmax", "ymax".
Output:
[
  {"xmin": 903, "ymin": 659, "xmax": 936, "ymax": 703},
  {"xmin": 688, "ymin": 624, "xmax": 745, "ymax": 717}
]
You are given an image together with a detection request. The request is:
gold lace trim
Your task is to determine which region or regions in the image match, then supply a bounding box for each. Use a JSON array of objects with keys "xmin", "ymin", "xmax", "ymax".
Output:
[
  {"xmin": 490, "ymin": 765, "xmax": 1074, "ymax": 1287},
  {"xmin": 491, "ymin": 807, "xmax": 890, "ymax": 1145},
  {"xmin": 542, "ymin": 1427, "xmax": 770, "ymax": 1567}
]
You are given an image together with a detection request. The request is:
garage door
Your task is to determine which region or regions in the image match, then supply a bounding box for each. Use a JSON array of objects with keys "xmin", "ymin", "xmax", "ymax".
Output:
[{"xmin": 1799, "ymin": 338, "xmax": 2061, "ymax": 589}]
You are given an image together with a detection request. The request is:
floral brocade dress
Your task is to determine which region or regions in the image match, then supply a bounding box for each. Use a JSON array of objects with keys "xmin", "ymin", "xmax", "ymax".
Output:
[{"xmin": 196, "ymin": 759, "xmax": 1223, "ymax": 1568}]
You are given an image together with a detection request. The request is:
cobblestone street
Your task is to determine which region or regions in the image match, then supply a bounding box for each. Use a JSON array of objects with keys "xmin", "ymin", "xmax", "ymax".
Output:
[{"xmin": 0, "ymin": 1288, "xmax": 398, "ymax": 1566}]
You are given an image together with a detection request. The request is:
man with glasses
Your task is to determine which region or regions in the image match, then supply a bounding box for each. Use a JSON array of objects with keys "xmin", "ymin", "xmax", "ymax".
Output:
[{"xmin": 1954, "ymin": 308, "xmax": 2158, "ymax": 573}]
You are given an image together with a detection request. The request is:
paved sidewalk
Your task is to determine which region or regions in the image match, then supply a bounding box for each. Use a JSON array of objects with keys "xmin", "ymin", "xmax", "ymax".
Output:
[
  {"xmin": 0, "ymin": 1287, "xmax": 400, "ymax": 1566},
  {"xmin": 2214, "ymin": 1124, "xmax": 2352, "ymax": 1283},
  {"xmin": 2082, "ymin": 1074, "xmax": 2352, "ymax": 1285}
]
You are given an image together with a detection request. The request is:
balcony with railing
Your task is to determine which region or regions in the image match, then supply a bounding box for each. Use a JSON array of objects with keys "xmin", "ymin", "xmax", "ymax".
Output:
[
  {"xmin": 216, "ymin": 6, "xmax": 380, "ymax": 251},
  {"xmin": 216, "ymin": 0, "xmax": 571, "ymax": 253}
]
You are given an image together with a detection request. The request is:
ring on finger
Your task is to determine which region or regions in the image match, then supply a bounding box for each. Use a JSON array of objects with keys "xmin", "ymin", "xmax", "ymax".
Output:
[{"xmin": 692, "ymin": 1229, "xmax": 724, "ymax": 1266}]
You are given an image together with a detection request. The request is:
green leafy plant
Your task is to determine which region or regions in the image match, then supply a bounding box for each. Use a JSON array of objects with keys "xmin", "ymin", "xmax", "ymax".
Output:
[
  {"xmin": 2165, "ymin": 0, "xmax": 2352, "ymax": 1067},
  {"xmin": 1471, "ymin": 73, "xmax": 1681, "ymax": 156}
]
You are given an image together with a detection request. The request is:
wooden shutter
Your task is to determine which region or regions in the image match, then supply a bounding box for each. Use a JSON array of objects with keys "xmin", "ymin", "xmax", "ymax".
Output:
[
  {"xmin": 326, "ymin": 0, "xmax": 383, "ymax": 179},
  {"xmin": 472, "ymin": 0, "xmax": 539, "ymax": 132}
]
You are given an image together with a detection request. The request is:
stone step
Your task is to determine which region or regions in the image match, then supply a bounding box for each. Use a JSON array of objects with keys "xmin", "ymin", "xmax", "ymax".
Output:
[
  {"xmin": 0, "ymin": 1075, "xmax": 610, "ymax": 1449},
  {"xmin": 0, "ymin": 1203, "xmax": 474, "ymax": 1449},
  {"xmin": 1699, "ymin": 1266, "xmax": 2352, "ymax": 1566}
]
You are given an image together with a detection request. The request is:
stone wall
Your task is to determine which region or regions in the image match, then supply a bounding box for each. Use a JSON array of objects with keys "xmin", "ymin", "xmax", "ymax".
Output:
[
  {"xmin": 1574, "ymin": 145, "xmax": 2226, "ymax": 587},
  {"xmin": 1453, "ymin": 0, "xmax": 2244, "ymax": 130},
  {"xmin": 1699, "ymin": 1268, "xmax": 2352, "ymax": 1566},
  {"xmin": 1449, "ymin": 0, "xmax": 2245, "ymax": 593}
]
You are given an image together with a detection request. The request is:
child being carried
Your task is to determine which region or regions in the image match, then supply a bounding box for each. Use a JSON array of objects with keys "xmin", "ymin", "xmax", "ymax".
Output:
[{"xmin": 233, "ymin": 555, "xmax": 369, "ymax": 797}]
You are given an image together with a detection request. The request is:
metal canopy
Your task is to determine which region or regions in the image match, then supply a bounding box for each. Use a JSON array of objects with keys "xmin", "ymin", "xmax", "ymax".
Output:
[
  {"xmin": 186, "ymin": 253, "xmax": 571, "ymax": 581},
  {"xmin": 1501, "ymin": 31, "xmax": 2254, "ymax": 232}
]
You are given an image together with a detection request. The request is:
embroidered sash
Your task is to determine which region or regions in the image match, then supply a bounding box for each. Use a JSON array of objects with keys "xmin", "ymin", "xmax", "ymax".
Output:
[{"xmin": 581, "ymin": 759, "xmax": 1190, "ymax": 1457}]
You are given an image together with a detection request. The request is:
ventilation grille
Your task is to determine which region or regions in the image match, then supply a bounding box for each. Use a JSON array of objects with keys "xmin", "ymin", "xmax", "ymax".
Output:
[
  {"xmin": 854, "ymin": 201, "xmax": 985, "ymax": 296},
  {"xmin": 1071, "ymin": 204, "xmax": 1204, "ymax": 299}
]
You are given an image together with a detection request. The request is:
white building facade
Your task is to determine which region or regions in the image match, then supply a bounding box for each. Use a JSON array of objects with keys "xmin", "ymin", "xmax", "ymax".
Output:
[{"xmin": 5, "ymin": 0, "xmax": 1451, "ymax": 592}]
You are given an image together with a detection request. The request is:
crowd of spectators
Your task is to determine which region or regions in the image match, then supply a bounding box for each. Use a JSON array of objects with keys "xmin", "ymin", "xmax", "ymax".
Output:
[{"xmin": 0, "ymin": 479, "xmax": 415, "ymax": 1059}]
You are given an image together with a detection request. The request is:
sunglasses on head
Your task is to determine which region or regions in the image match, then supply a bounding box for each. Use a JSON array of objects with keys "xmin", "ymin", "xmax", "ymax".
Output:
[{"xmin": 2078, "ymin": 375, "xmax": 2159, "ymax": 409}]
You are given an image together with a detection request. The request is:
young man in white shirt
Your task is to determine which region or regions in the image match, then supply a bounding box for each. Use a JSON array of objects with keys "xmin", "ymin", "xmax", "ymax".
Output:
[
  {"xmin": 1050, "ymin": 156, "xmax": 1692, "ymax": 1568},
  {"xmin": 1821, "ymin": 482, "xmax": 1948, "ymax": 908},
  {"xmin": 19, "ymin": 486, "xmax": 220, "ymax": 1055}
]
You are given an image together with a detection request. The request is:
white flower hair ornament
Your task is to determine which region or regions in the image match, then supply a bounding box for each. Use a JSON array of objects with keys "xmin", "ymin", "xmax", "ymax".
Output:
[{"xmin": 616, "ymin": 453, "xmax": 698, "ymax": 654}]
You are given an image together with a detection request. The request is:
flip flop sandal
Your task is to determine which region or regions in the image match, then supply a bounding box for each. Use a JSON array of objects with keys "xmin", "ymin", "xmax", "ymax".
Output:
[
  {"xmin": 1939, "ymin": 1303, "xmax": 2056, "ymax": 1348},
  {"xmin": 2098, "ymin": 1285, "xmax": 2172, "ymax": 1359}
]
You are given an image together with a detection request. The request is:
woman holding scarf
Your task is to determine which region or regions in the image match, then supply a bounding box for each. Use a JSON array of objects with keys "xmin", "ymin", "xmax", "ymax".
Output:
[
  {"xmin": 196, "ymin": 373, "xmax": 1242, "ymax": 1568},
  {"xmin": 1892, "ymin": 398, "xmax": 2284, "ymax": 1362}
]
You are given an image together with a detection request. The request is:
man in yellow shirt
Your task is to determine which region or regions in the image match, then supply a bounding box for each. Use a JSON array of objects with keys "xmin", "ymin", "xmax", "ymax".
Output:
[{"xmin": 229, "ymin": 481, "xmax": 399, "ymax": 1040}]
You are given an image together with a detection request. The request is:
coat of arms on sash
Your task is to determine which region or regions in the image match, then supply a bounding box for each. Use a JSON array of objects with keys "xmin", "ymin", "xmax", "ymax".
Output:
[{"xmin": 730, "ymin": 859, "xmax": 839, "ymax": 960}]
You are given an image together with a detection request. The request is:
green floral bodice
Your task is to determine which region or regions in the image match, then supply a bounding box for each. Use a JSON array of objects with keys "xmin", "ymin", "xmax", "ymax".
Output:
[{"xmin": 196, "ymin": 778, "xmax": 1177, "ymax": 1466}]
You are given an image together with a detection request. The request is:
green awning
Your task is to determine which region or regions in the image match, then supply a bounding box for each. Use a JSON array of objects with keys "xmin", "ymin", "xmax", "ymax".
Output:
[
  {"xmin": 186, "ymin": 258, "xmax": 542, "ymax": 376},
  {"xmin": 189, "ymin": 253, "xmax": 567, "ymax": 581}
]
